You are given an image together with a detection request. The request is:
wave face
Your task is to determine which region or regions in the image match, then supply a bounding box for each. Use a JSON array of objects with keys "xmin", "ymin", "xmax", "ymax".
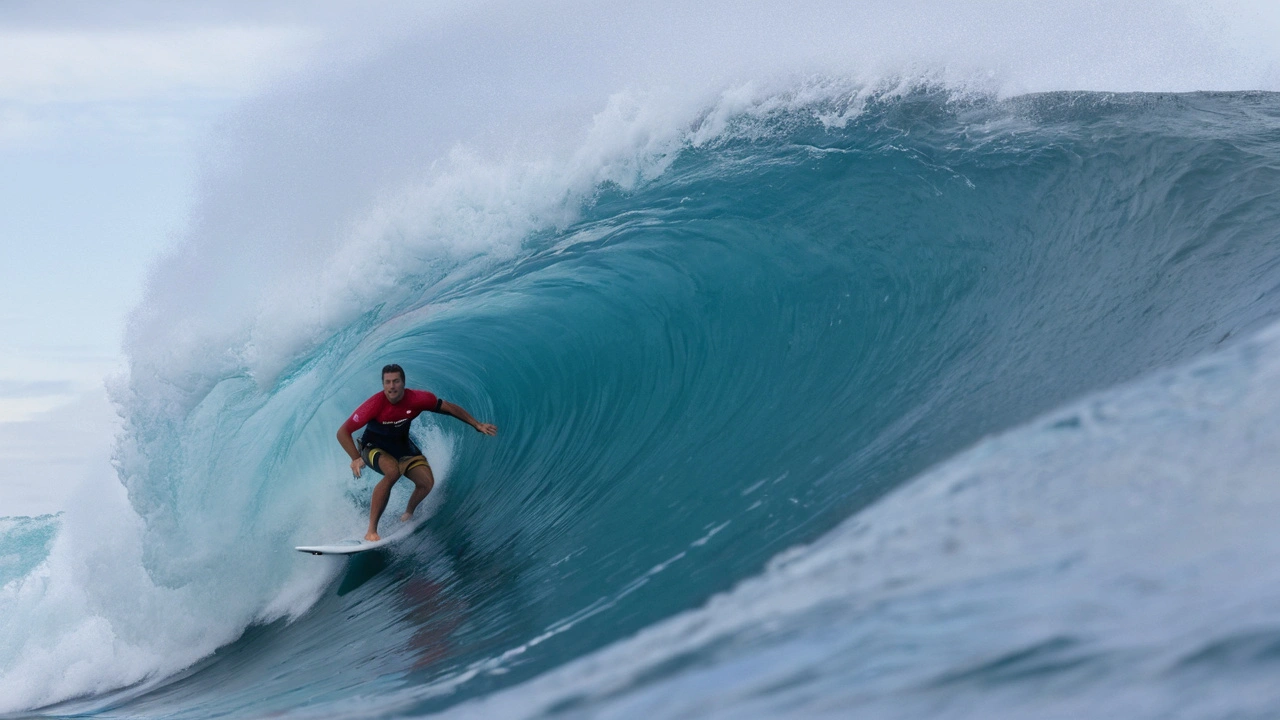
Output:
[{"xmin": 4, "ymin": 89, "xmax": 1280, "ymax": 718}]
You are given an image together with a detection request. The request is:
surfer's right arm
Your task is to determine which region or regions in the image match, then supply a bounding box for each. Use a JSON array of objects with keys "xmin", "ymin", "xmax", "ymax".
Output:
[
  {"xmin": 339, "ymin": 393, "xmax": 384, "ymax": 478},
  {"xmin": 336, "ymin": 426, "xmax": 365, "ymax": 478}
]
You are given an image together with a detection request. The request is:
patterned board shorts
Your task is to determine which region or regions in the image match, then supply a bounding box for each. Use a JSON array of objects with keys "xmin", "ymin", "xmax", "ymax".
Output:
[{"xmin": 361, "ymin": 444, "xmax": 428, "ymax": 476}]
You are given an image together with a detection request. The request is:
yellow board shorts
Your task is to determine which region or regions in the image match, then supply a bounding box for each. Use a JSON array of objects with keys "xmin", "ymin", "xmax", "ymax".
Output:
[{"xmin": 361, "ymin": 445, "xmax": 428, "ymax": 475}]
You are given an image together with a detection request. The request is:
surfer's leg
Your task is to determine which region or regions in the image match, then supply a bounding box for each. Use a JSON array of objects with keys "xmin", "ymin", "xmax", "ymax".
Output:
[
  {"xmin": 402, "ymin": 460, "xmax": 435, "ymax": 521},
  {"xmin": 366, "ymin": 453, "xmax": 402, "ymax": 541}
]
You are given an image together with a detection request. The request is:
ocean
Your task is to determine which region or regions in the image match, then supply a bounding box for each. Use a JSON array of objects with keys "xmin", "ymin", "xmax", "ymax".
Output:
[{"xmin": 3, "ymin": 7, "xmax": 1280, "ymax": 718}]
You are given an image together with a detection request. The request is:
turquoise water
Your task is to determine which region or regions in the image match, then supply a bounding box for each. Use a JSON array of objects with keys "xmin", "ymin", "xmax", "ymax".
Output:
[
  {"xmin": 0, "ymin": 515, "xmax": 58, "ymax": 589},
  {"xmin": 4, "ymin": 89, "xmax": 1280, "ymax": 718}
]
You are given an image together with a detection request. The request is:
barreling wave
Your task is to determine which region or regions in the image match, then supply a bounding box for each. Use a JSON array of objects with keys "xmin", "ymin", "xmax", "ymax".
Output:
[{"xmin": 3, "ymin": 86, "xmax": 1280, "ymax": 718}]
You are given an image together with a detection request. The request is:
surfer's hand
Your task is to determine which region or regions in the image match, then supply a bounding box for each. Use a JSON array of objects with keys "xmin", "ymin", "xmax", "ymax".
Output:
[
  {"xmin": 474, "ymin": 422, "xmax": 497, "ymax": 436},
  {"xmin": 350, "ymin": 457, "xmax": 365, "ymax": 478}
]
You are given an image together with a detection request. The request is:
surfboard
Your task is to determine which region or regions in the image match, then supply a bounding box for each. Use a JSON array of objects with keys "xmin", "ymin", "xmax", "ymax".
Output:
[{"xmin": 295, "ymin": 517, "xmax": 423, "ymax": 556}]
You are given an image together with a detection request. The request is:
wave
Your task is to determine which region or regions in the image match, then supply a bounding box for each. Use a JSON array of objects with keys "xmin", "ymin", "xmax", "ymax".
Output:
[
  {"xmin": 2, "ymin": 10, "xmax": 1280, "ymax": 715},
  {"xmin": 0, "ymin": 515, "xmax": 58, "ymax": 589},
  {"xmin": 452, "ymin": 310, "xmax": 1280, "ymax": 720}
]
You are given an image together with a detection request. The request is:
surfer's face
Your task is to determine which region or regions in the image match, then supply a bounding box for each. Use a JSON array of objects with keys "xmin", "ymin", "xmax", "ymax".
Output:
[{"xmin": 382, "ymin": 372, "xmax": 405, "ymax": 403}]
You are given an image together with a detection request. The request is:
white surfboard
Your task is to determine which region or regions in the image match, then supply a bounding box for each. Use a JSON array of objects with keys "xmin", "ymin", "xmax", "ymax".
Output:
[{"xmin": 295, "ymin": 517, "xmax": 423, "ymax": 556}]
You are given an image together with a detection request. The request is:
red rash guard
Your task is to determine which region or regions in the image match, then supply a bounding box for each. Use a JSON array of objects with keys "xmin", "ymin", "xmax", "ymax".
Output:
[{"xmin": 343, "ymin": 389, "xmax": 443, "ymax": 452}]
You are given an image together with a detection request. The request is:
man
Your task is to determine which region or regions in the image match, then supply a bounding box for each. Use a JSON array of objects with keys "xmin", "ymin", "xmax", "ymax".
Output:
[{"xmin": 337, "ymin": 363, "xmax": 497, "ymax": 541}]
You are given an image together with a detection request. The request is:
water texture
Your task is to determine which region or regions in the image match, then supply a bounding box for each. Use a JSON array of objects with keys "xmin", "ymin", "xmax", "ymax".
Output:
[{"xmin": 2, "ymin": 88, "xmax": 1280, "ymax": 719}]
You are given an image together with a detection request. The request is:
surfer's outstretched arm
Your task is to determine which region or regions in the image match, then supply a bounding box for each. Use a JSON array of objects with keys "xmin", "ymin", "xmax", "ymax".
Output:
[{"xmin": 439, "ymin": 400, "xmax": 497, "ymax": 436}]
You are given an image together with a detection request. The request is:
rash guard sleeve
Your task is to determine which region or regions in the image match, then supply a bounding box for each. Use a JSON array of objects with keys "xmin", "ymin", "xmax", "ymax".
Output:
[
  {"xmin": 342, "ymin": 393, "xmax": 386, "ymax": 433},
  {"xmin": 408, "ymin": 389, "xmax": 442, "ymax": 413}
]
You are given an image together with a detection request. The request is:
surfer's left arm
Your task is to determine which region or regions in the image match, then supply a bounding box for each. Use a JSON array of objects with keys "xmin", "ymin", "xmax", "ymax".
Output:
[{"xmin": 438, "ymin": 400, "xmax": 497, "ymax": 436}]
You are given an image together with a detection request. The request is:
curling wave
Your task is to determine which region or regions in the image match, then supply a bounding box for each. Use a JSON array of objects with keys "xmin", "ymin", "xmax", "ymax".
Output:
[{"xmin": 3, "ymin": 85, "xmax": 1280, "ymax": 718}]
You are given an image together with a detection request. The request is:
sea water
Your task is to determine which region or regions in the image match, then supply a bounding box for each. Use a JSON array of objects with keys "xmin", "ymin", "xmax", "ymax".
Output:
[{"xmin": 2, "ymin": 3, "xmax": 1280, "ymax": 718}]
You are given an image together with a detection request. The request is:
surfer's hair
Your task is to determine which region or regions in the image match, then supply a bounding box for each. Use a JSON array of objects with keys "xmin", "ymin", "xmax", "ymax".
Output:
[{"xmin": 382, "ymin": 364, "xmax": 405, "ymax": 382}]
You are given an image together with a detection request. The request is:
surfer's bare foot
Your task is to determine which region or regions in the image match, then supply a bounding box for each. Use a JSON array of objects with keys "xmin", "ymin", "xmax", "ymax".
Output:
[
  {"xmin": 365, "ymin": 531, "xmax": 381, "ymax": 542},
  {"xmin": 400, "ymin": 511, "xmax": 413, "ymax": 522}
]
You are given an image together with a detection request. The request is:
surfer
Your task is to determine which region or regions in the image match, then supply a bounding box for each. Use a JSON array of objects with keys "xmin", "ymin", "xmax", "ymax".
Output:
[{"xmin": 337, "ymin": 363, "xmax": 497, "ymax": 541}]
